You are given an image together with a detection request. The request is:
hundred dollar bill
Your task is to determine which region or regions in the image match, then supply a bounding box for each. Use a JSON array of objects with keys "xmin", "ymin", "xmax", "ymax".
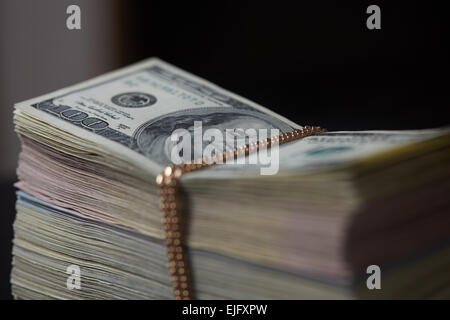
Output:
[
  {"xmin": 185, "ymin": 129, "xmax": 450, "ymax": 179},
  {"xmin": 14, "ymin": 58, "xmax": 298, "ymax": 176}
]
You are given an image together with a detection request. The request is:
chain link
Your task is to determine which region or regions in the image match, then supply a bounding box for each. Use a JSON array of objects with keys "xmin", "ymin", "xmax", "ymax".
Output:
[{"xmin": 156, "ymin": 125, "xmax": 327, "ymax": 299}]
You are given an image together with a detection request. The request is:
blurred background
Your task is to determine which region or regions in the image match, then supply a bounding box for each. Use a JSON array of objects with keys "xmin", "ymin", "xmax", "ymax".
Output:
[{"xmin": 0, "ymin": 0, "xmax": 449, "ymax": 299}]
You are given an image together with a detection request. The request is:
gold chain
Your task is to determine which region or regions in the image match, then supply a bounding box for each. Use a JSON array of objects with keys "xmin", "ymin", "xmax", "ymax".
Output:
[{"xmin": 156, "ymin": 125, "xmax": 327, "ymax": 300}]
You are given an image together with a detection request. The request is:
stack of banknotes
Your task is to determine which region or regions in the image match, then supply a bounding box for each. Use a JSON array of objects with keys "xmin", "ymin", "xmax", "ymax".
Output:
[{"xmin": 11, "ymin": 58, "xmax": 450, "ymax": 299}]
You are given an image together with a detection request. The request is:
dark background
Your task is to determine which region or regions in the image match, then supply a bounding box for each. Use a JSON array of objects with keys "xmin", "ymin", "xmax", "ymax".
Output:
[
  {"xmin": 1, "ymin": 1, "xmax": 449, "ymax": 299},
  {"xmin": 128, "ymin": 1, "xmax": 449, "ymax": 130}
]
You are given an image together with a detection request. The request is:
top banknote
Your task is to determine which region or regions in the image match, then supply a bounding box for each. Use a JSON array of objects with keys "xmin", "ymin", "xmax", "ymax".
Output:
[{"xmin": 15, "ymin": 58, "xmax": 301, "ymax": 175}]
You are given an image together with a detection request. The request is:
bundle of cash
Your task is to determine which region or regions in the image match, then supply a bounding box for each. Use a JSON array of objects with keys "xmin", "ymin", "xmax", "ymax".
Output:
[{"xmin": 11, "ymin": 58, "xmax": 450, "ymax": 299}]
